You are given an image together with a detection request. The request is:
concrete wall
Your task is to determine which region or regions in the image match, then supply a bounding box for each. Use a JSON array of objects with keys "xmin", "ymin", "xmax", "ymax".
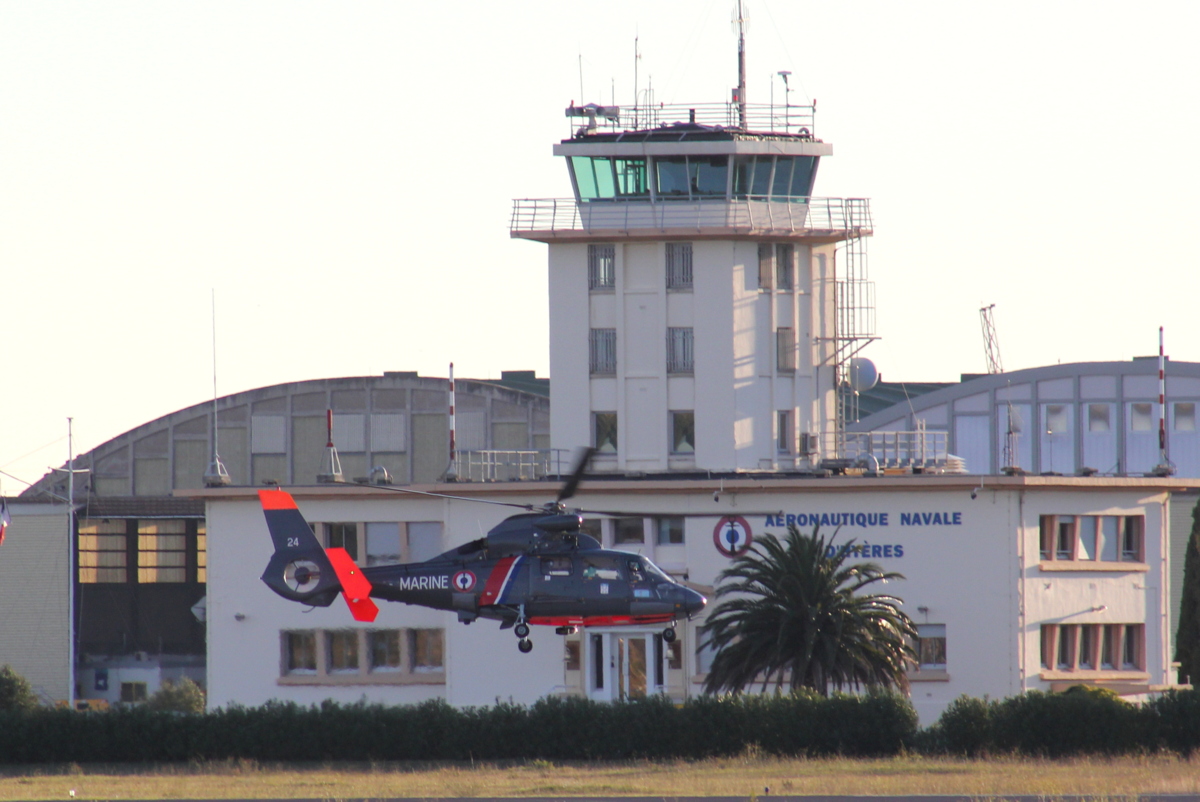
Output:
[{"xmin": 0, "ymin": 504, "xmax": 70, "ymax": 703}]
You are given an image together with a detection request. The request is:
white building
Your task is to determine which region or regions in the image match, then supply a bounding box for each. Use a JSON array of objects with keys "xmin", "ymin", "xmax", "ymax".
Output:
[
  {"xmin": 188, "ymin": 83, "xmax": 1200, "ymax": 725},
  {"xmin": 196, "ymin": 474, "xmax": 1194, "ymax": 724}
]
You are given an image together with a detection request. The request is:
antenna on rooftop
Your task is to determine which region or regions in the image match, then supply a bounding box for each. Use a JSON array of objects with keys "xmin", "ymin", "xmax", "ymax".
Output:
[
  {"xmin": 317, "ymin": 409, "xmax": 344, "ymax": 483},
  {"xmin": 1151, "ymin": 326, "xmax": 1176, "ymax": 476},
  {"xmin": 733, "ymin": 0, "xmax": 748, "ymax": 130},
  {"xmin": 980, "ymin": 304, "xmax": 1004, "ymax": 375},
  {"xmin": 203, "ymin": 289, "xmax": 231, "ymax": 487}
]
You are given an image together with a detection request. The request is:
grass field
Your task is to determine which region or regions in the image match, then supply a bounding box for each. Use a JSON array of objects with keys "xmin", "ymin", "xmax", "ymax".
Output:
[{"xmin": 1, "ymin": 755, "xmax": 1200, "ymax": 800}]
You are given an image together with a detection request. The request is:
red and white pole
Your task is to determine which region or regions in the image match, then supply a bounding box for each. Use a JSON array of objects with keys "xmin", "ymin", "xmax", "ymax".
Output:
[
  {"xmin": 1159, "ymin": 327, "xmax": 1168, "ymax": 463},
  {"xmin": 447, "ymin": 362, "xmax": 457, "ymax": 478}
]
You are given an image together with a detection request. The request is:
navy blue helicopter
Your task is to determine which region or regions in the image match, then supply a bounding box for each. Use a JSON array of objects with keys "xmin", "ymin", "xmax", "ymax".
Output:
[{"xmin": 258, "ymin": 449, "xmax": 707, "ymax": 652}]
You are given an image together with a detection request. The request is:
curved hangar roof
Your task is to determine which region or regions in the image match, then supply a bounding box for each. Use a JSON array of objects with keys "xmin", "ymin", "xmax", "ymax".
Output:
[
  {"xmin": 23, "ymin": 371, "xmax": 549, "ymax": 501},
  {"xmin": 849, "ymin": 358, "xmax": 1200, "ymax": 477}
]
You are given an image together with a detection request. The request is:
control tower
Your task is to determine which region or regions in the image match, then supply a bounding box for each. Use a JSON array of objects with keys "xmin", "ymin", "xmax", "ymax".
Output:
[{"xmin": 511, "ymin": 93, "xmax": 875, "ymax": 474}]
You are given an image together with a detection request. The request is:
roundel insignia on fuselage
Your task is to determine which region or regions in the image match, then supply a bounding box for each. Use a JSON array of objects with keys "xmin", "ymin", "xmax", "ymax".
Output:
[
  {"xmin": 452, "ymin": 570, "xmax": 477, "ymax": 592},
  {"xmin": 713, "ymin": 516, "xmax": 752, "ymax": 557}
]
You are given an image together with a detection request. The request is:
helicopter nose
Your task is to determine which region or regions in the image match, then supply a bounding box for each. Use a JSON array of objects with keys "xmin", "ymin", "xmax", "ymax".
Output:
[{"xmin": 682, "ymin": 587, "xmax": 707, "ymax": 616}]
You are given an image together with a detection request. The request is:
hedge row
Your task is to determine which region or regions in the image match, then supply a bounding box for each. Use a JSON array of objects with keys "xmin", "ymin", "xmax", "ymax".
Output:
[
  {"xmin": 0, "ymin": 692, "xmax": 916, "ymax": 764},
  {"xmin": 6, "ymin": 687, "xmax": 1200, "ymax": 764},
  {"xmin": 929, "ymin": 686, "xmax": 1200, "ymax": 757}
]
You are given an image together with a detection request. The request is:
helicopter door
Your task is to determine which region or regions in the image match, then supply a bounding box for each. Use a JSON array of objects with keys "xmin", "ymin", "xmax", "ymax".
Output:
[
  {"xmin": 528, "ymin": 555, "xmax": 581, "ymax": 615},
  {"xmin": 586, "ymin": 630, "xmax": 668, "ymax": 701}
]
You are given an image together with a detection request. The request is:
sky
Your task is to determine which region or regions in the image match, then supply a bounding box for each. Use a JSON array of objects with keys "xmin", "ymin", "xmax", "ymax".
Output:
[{"xmin": 2, "ymin": 1, "xmax": 1198, "ymax": 491}]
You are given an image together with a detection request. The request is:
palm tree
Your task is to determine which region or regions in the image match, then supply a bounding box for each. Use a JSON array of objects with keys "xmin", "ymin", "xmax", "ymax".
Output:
[{"xmin": 700, "ymin": 524, "xmax": 916, "ymax": 696}]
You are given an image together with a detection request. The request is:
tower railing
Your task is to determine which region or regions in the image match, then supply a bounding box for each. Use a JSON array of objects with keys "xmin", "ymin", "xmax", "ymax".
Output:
[
  {"xmin": 571, "ymin": 101, "xmax": 817, "ymax": 137},
  {"xmin": 510, "ymin": 197, "xmax": 872, "ymax": 236}
]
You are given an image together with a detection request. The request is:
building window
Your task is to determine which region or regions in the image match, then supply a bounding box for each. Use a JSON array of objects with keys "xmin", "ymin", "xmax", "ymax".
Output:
[
  {"xmin": 137, "ymin": 520, "xmax": 187, "ymax": 583},
  {"xmin": 666, "ymin": 243, "xmax": 693, "ymax": 289},
  {"xmin": 666, "ymin": 327, "xmax": 694, "ymax": 374},
  {"xmin": 594, "ymin": 412, "xmax": 618, "ymax": 453},
  {"xmin": 757, "ymin": 243, "xmax": 773, "ymax": 290},
  {"xmin": 776, "ymin": 327, "xmax": 796, "ymax": 372},
  {"xmin": 78, "ymin": 519, "xmax": 128, "ymax": 584},
  {"xmin": 670, "ymin": 410, "xmax": 695, "ymax": 454},
  {"xmin": 1088, "ymin": 404, "xmax": 1111, "ymax": 432},
  {"xmin": 1045, "ymin": 404, "xmax": 1069, "ymax": 434},
  {"xmin": 324, "ymin": 523, "xmax": 359, "ymax": 561},
  {"xmin": 916, "ymin": 624, "xmax": 947, "ymax": 671},
  {"xmin": 197, "ymin": 523, "xmax": 207, "ymax": 583},
  {"xmin": 655, "ymin": 516, "xmax": 684, "ymax": 546},
  {"xmin": 285, "ymin": 631, "xmax": 317, "ymax": 674},
  {"xmin": 120, "ymin": 682, "xmax": 148, "ymax": 703},
  {"xmin": 366, "ymin": 522, "xmax": 401, "ymax": 566},
  {"xmin": 614, "ymin": 517, "xmax": 645, "ymax": 544},
  {"xmin": 778, "ymin": 410, "xmax": 793, "ymax": 454},
  {"xmin": 1176, "ymin": 403, "xmax": 1197, "ymax": 432},
  {"xmin": 564, "ymin": 640, "xmax": 582, "ymax": 671},
  {"xmin": 327, "ymin": 630, "xmax": 359, "ymax": 673},
  {"xmin": 407, "ymin": 522, "xmax": 444, "ymax": 562},
  {"xmin": 1041, "ymin": 623, "xmax": 1144, "ymax": 672},
  {"xmin": 369, "ymin": 630, "xmax": 402, "ymax": 672},
  {"xmin": 588, "ymin": 244, "xmax": 615, "ymax": 290},
  {"xmin": 281, "ymin": 629, "xmax": 445, "ymax": 684},
  {"xmin": 1131, "ymin": 402, "xmax": 1153, "ymax": 431},
  {"xmin": 1039, "ymin": 514, "xmax": 1145, "ymax": 564},
  {"xmin": 1121, "ymin": 516, "xmax": 1143, "ymax": 561},
  {"xmin": 1056, "ymin": 517, "xmax": 1076, "ymax": 560},
  {"xmin": 410, "ymin": 629, "xmax": 444, "ymax": 672},
  {"xmin": 775, "ymin": 244, "xmax": 794, "ymax": 289},
  {"xmin": 589, "ymin": 328, "xmax": 617, "ymax": 374}
]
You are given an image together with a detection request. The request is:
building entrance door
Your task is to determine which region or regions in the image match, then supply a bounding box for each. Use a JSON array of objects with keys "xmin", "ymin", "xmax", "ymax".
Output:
[{"xmin": 586, "ymin": 630, "xmax": 666, "ymax": 701}]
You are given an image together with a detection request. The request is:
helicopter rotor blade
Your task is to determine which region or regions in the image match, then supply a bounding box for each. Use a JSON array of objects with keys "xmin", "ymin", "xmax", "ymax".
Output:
[
  {"xmin": 555, "ymin": 446, "xmax": 596, "ymax": 504},
  {"xmin": 363, "ymin": 484, "xmax": 539, "ymax": 510}
]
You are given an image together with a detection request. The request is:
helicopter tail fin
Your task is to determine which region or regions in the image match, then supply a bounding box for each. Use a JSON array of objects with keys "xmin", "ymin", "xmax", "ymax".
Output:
[{"xmin": 258, "ymin": 488, "xmax": 379, "ymax": 622}]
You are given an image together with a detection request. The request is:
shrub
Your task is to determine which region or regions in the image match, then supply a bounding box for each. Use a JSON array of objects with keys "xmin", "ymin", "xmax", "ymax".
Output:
[
  {"xmin": 935, "ymin": 694, "xmax": 995, "ymax": 756},
  {"xmin": 0, "ymin": 665, "xmax": 39, "ymax": 713},
  {"xmin": 147, "ymin": 678, "xmax": 206, "ymax": 714}
]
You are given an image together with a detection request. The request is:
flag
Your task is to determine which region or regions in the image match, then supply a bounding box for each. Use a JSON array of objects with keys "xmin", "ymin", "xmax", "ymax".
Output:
[{"xmin": 0, "ymin": 498, "xmax": 9, "ymax": 547}]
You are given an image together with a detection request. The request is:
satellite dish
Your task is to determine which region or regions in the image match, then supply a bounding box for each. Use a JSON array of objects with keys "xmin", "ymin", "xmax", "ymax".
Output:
[{"xmin": 848, "ymin": 358, "xmax": 879, "ymax": 392}]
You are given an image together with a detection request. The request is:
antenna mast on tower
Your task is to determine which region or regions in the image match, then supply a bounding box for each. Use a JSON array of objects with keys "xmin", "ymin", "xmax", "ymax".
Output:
[
  {"xmin": 733, "ymin": 0, "xmax": 747, "ymax": 129},
  {"xmin": 980, "ymin": 304, "xmax": 1004, "ymax": 375},
  {"xmin": 204, "ymin": 290, "xmax": 231, "ymax": 487}
]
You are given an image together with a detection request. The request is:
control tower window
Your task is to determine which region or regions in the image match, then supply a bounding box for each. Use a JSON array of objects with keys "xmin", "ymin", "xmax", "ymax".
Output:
[
  {"xmin": 571, "ymin": 156, "xmax": 615, "ymax": 200},
  {"xmin": 571, "ymin": 156, "xmax": 648, "ymax": 201},
  {"xmin": 654, "ymin": 156, "xmax": 727, "ymax": 200},
  {"xmin": 614, "ymin": 158, "xmax": 648, "ymax": 197},
  {"xmin": 734, "ymin": 156, "xmax": 816, "ymax": 200}
]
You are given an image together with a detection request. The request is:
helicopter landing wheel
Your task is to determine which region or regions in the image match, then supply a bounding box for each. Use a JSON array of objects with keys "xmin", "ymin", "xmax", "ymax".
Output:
[
  {"xmin": 518, "ymin": 638, "xmax": 533, "ymax": 653},
  {"xmin": 662, "ymin": 627, "xmax": 677, "ymax": 643},
  {"xmin": 514, "ymin": 622, "xmax": 531, "ymax": 639}
]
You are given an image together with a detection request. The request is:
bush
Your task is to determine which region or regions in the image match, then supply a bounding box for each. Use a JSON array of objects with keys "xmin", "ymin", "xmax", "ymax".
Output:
[
  {"xmin": 935, "ymin": 694, "xmax": 995, "ymax": 756},
  {"xmin": 147, "ymin": 678, "xmax": 205, "ymax": 714},
  {"xmin": 0, "ymin": 665, "xmax": 39, "ymax": 713}
]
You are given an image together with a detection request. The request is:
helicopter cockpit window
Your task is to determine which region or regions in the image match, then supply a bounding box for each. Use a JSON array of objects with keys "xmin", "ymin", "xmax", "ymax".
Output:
[
  {"xmin": 626, "ymin": 558, "xmax": 645, "ymax": 583},
  {"xmin": 640, "ymin": 557, "xmax": 674, "ymax": 584},
  {"xmin": 581, "ymin": 555, "xmax": 621, "ymax": 581},
  {"xmin": 541, "ymin": 556, "xmax": 572, "ymax": 577}
]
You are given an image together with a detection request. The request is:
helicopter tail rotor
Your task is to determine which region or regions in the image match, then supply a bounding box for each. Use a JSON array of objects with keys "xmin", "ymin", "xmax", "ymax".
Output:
[{"xmin": 258, "ymin": 489, "xmax": 379, "ymax": 622}]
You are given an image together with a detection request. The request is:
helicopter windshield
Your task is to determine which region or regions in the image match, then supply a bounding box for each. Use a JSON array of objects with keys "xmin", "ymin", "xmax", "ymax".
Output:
[{"xmin": 638, "ymin": 556, "xmax": 675, "ymax": 584}]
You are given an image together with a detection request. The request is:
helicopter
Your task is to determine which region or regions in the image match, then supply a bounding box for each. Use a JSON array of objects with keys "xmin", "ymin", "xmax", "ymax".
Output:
[{"xmin": 258, "ymin": 449, "xmax": 708, "ymax": 653}]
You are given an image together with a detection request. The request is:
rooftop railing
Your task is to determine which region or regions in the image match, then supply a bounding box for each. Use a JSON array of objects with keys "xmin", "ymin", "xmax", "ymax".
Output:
[
  {"xmin": 510, "ymin": 196, "xmax": 872, "ymax": 236},
  {"xmin": 569, "ymin": 102, "xmax": 817, "ymax": 138},
  {"xmin": 453, "ymin": 449, "xmax": 572, "ymax": 483}
]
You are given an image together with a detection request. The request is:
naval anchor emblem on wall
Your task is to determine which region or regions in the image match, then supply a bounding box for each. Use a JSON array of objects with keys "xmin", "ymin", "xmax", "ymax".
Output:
[{"xmin": 713, "ymin": 516, "xmax": 752, "ymax": 557}]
